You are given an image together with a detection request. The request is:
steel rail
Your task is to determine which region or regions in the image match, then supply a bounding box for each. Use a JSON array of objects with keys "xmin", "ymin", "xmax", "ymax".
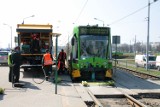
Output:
[
  {"xmin": 86, "ymin": 88, "xmax": 103, "ymax": 107},
  {"xmin": 124, "ymin": 93, "xmax": 147, "ymax": 107},
  {"xmin": 116, "ymin": 66, "xmax": 160, "ymax": 79},
  {"xmin": 116, "ymin": 88, "xmax": 147, "ymax": 107}
]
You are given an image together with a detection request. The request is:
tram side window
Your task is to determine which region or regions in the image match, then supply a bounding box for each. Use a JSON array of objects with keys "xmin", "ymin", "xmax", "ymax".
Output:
[{"xmin": 72, "ymin": 37, "xmax": 78, "ymax": 60}]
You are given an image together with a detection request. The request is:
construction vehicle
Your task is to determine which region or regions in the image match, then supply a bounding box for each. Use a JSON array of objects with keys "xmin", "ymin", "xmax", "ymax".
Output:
[{"xmin": 16, "ymin": 24, "xmax": 55, "ymax": 71}]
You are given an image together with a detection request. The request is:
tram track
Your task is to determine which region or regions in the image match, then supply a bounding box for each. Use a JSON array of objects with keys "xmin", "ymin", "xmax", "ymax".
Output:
[
  {"xmin": 71, "ymin": 65, "xmax": 160, "ymax": 107},
  {"xmin": 73, "ymin": 83, "xmax": 149, "ymax": 107},
  {"xmin": 85, "ymin": 87, "xmax": 148, "ymax": 107},
  {"xmin": 113, "ymin": 66, "xmax": 160, "ymax": 107},
  {"xmin": 115, "ymin": 66, "xmax": 160, "ymax": 80},
  {"xmin": 80, "ymin": 67, "xmax": 160, "ymax": 107},
  {"xmin": 86, "ymin": 88, "xmax": 160, "ymax": 107}
]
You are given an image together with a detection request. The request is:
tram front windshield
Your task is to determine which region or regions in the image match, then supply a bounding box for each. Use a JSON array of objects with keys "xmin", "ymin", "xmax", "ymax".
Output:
[{"xmin": 80, "ymin": 35, "xmax": 108, "ymax": 59}]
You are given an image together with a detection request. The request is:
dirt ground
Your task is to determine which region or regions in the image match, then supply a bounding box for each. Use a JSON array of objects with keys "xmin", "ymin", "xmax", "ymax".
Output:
[
  {"xmin": 99, "ymin": 98, "xmax": 132, "ymax": 107},
  {"xmin": 139, "ymin": 98, "xmax": 160, "ymax": 107}
]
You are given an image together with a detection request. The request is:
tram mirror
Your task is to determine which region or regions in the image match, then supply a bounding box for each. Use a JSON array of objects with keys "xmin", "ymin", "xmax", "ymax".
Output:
[{"xmin": 70, "ymin": 52, "xmax": 73, "ymax": 60}]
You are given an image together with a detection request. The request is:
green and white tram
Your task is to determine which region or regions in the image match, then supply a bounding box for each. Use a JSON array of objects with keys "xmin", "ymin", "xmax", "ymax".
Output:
[{"xmin": 68, "ymin": 25, "xmax": 113, "ymax": 81}]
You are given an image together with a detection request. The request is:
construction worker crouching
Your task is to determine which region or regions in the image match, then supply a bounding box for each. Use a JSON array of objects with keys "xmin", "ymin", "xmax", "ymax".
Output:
[{"xmin": 42, "ymin": 49, "xmax": 53, "ymax": 81}]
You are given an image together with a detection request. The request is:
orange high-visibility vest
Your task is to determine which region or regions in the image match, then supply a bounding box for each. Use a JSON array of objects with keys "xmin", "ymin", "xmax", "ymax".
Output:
[{"xmin": 43, "ymin": 53, "xmax": 53, "ymax": 65}]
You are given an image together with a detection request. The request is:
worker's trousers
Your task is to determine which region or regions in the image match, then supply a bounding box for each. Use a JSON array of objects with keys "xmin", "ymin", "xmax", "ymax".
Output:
[
  {"xmin": 9, "ymin": 64, "xmax": 20, "ymax": 83},
  {"xmin": 43, "ymin": 65, "xmax": 52, "ymax": 77}
]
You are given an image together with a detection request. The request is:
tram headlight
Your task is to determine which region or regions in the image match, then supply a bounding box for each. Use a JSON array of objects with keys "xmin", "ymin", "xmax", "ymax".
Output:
[
  {"xmin": 103, "ymin": 62, "xmax": 107, "ymax": 66},
  {"xmin": 103, "ymin": 62, "xmax": 107, "ymax": 68},
  {"xmin": 80, "ymin": 63, "xmax": 87, "ymax": 68},
  {"xmin": 103, "ymin": 62, "xmax": 107, "ymax": 65},
  {"xmin": 80, "ymin": 63, "xmax": 84, "ymax": 68},
  {"xmin": 108, "ymin": 60, "xmax": 113, "ymax": 65},
  {"xmin": 82, "ymin": 57, "xmax": 86, "ymax": 60}
]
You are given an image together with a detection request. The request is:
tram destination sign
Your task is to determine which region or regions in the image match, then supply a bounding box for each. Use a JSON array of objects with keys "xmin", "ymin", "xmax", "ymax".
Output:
[{"xmin": 79, "ymin": 27, "xmax": 110, "ymax": 35}]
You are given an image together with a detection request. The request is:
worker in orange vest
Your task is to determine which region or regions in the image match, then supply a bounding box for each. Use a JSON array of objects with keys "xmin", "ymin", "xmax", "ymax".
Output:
[
  {"xmin": 42, "ymin": 49, "xmax": 53, "ymax": 81},
  {"xmin": 58, "ymin": 49, "xmax": 66, "ymax": 74}
]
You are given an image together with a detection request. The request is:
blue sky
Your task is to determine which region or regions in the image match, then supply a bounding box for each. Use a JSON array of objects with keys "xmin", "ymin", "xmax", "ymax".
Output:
[{"xmin": 0, "ymin": 0, "xmax": 159, "ymax": 48}]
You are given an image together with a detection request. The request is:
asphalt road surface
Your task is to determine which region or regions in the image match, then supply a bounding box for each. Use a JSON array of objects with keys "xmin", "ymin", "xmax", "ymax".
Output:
[{"xmin": 0, "ymin": 66, "xmax": 63, "ymax": 107}]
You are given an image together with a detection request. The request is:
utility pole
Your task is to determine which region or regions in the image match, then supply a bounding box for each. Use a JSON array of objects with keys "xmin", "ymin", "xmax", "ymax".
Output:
[
  {"xmin": 130, "ymin": 40, "xmax": 131, "ymax": 53},
  {"xmin": 146, "ymin": 0, "xmax": 150, "ymax": 71},
  {"xmin": 146, "ymin": 0, "xmax": 159, "ymax": 71},
  {"xmin": 134, "ymin": 35, "xmax": 136, "ymax": 57},
  {"xmin": 68, "ymin": 33, "xmax": 69, "ymax": 60}
]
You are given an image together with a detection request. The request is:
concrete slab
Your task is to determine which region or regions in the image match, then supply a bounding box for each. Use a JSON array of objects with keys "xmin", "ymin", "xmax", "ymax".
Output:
[
  {"xmin": 74, "ymin": 84, "xmax": 93, "ymax": 102},
  {"xmin": 116, "ymin": 87, "xmax": 138, "ymax": 96},
  {"xmin": 88, "ymin": 86, "xmax": 123, "ymax": 96},
  {"xmin": 58, "ymin": 82, "xmax": 87, "ymax": 107}
]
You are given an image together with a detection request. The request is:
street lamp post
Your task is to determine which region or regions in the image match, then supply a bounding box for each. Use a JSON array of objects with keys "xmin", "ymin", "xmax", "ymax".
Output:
[
  {"xmin": 94, "ymin": 18, "xmax": 104, "ymax": 27},
  {"xmin": 146, "ymin": 0, "xmax": 150, "ymax": 71},
  {"xmin": 22, "ymin": 15, "xmax": 35, "ymax": 24},
  {"xmin": 146, "ymin": 0, "xmax": 158, "ymax": 71},
  {"xmin": 3, "ymin": 23, "xmax": 12, "ymax": 49}
]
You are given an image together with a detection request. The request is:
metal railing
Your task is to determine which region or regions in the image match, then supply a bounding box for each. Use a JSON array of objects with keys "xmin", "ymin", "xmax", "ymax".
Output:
[{"xmin": 113, "ymin": 59, "xmax": 160, "ymax": 78}]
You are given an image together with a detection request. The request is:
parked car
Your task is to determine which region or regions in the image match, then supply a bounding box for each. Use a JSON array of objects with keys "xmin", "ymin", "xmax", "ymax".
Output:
[
  {"xmin": 135, "ymin": 54, "xmax": 156, "ymax": 69},
  {"xmin": 0, "ymin": 51, "xmax": 9, "ymax": 65},
  {"xmin": 156, "ymin": 56, "xmax": 160, "ymax": 71}
]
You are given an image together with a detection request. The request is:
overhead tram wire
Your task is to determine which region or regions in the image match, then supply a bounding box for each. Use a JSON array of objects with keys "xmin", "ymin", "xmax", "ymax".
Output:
[
  {"xmin": 73, "ymin": 0, "xmax": 88, "ymax": 24},
  {"xmin": 63, "ymin": 32, "xmax": 73, "ymax": 45},
  {"xmin": 63, "ymin": 0, "xmax": 89, "ymax": 45},
  {"xmin": 108, "ymin": 1, "xmax": 156, "ymax": 26},
  {"xmin": 108, "ymin": 5, "xmax": 147, "ymax": 26}
]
